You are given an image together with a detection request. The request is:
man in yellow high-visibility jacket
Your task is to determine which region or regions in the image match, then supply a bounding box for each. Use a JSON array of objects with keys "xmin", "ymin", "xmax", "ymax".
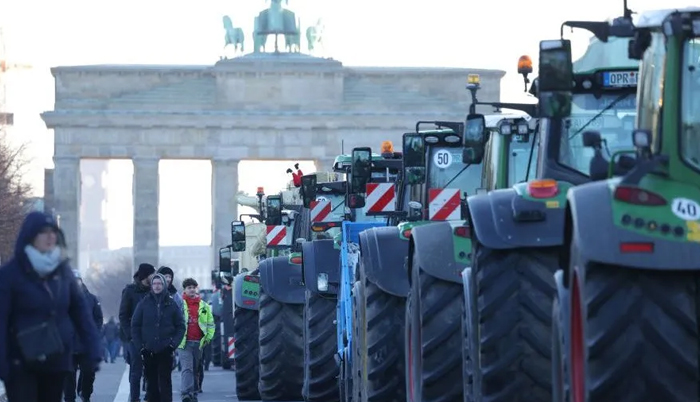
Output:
[{"xmin": 178, "ymin": 278, "xmax": 215, "ymax": 402}]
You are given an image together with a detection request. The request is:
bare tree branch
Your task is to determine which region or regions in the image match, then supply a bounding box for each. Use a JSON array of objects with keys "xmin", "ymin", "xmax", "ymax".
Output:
[{"xmin": 0, "ymin": 130, "xmax": 32, "ymax": 263}]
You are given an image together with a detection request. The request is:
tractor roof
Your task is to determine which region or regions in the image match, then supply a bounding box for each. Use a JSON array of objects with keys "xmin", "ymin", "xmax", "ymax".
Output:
[{"xmin": 635, "ymin": 7, "xmax": 700, "ymax": 29}]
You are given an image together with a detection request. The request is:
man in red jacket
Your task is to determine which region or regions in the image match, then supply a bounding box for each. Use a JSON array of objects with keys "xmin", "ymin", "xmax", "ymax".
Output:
[
  {"xmin": 178, "ymin": 278, "xmax": 215, "ymax": 402},
  {"xmin": 286, "ymin": 163, "xmax": 303, "ymax": 187}
]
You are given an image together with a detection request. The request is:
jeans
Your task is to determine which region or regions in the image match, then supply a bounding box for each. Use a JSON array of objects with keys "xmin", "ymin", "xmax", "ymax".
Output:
[
  {"xmin": 179, "ymin": 341, "xmax": 202, "ymax": 397},
  {"xmin": 144, "ymin": 350, "xmax": 174, "ymax": 402},
  {"xmin": 64, "ymin": 354, "xmax": 96, "ymax": 401},
  {"xmin": 5, "ymin": 367, "xmax": 66, "ymax": 402},
  {"xmin": 128, "ymin": 342, "xmax": 144, "ymax": 401},
  {"xmin": 105, "ymin": 340, "xmax": 120, "ymax": 362}
]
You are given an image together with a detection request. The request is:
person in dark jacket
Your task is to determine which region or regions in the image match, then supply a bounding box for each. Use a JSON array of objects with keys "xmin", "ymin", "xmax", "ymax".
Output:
[
  {"xmin": 119, "ymin": 263, "xmax": 155, "ymax": 402},
  {"xmin": 131, "ymin": 273, "xmax": 185, "ymax": 402},
  {"xmin": 103, "ymin": 317, "xmax": 120, "ymax": 363},
  {"xmin": 65, "ymin": 270, "xmax": 103, "ymax": 402},
  {"xmin": 0, "ymin": 212, "xmax": 102, "ymax": 402}
]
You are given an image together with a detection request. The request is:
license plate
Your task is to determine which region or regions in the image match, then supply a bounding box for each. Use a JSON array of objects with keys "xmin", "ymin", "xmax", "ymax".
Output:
[{"xmin": 602, "ymin": 71, "xmax": 638, "ymax": 88}]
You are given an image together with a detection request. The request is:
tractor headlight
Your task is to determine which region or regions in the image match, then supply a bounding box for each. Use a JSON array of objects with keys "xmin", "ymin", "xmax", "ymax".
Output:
[
  {"xmin": 499, "ymin": 123, "xmax": 512, "ymax": 135},
  {"xmin": 517, "ymin": 122, "xmax": 529, "ymax": 135},
  {"xmin": 317, "ymin": 273, "xmax": 329, "ymax": 292}
]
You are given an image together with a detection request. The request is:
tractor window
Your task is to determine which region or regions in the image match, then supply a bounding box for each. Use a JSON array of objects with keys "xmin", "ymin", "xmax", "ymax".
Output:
[
  {"xmin": 681, "ymin": 38, "xmax": 700, "ymax": 171},
  {"xmin": 427, "ymin": 146, "xmax": 483, "ymax": 196},
  {"xmin": 558, "ymin": 93, "xmax": 637, "ymax": 175},
  {"xmin": 508, "ymin": 135, "xmax": 538, "ymax": 186},
  {"xmin": 637, "ymin": 32, "xmax": 666, "ymax": 152}
]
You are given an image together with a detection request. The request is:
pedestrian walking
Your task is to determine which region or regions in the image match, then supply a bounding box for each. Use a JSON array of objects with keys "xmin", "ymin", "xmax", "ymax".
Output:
[
  {"xmin": 0, "ymin": 212, "xmax": 102, "ymax": 402},
  {"xmin": 119, "ymin": 263, "xmax": 156, "ymax": 402},
  {"xmin": 65, "ymin": 270, "xmax": 103, "ymax": 402},
  {"xmin": 178, "ymin": 278, "xmax": 215, "ymax": 402},
  {"xmin": 157, "ymin": 266, "xmax": 183, "ymax": 372},
  {"xmin": 103, "ymin": 317, "xmax": 120, "ymax": 363},
  {"xmin": 131, "ymin": 274, "xmax": 186, "ymax": 402}
]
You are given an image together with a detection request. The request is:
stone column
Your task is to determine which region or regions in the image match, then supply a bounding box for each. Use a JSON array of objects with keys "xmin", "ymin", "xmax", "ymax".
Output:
[
  {"xmin": 132, "ymin": 157, "xmax": 160, "ymax": 271},
  {"xmin": 315, "ymin": 157, "xmax": 337, "ymax": 174},
  {"xmin": 211, "ymin": 158, "xmax": 239, "ymax": 264},
  {"xmin": 52, "ymin": 155, "xmax": 81, "ymax": 263}
]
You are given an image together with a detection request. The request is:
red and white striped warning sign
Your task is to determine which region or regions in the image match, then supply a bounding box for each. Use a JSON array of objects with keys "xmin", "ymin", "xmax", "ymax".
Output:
[
  {"xmin": 266, "ymin": 225, "xmax": 288, "ymax": 246},
  {"xmin": 310, "ymin": 199, "xmax": 332, "ymax": 222},
  {"xmin": 365, "ymin": 183, "xmax": 396, "ymax": 213},
  {"xmin": 227, "ymin": 337, "xmax": 236, "ymax": 359},
  {"xmin": 429, "ymin": 188, "xmax": 461, "ymax": 221}
]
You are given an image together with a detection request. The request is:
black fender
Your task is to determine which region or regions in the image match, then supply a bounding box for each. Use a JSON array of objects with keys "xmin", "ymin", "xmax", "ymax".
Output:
[
  {"xmin": 258, "ymin": 256, "xmax": 305, "ymax": 304},
  {"xmin": 358, "ymin": 226, "xmax": 410, "ymax": 298},
  {"xmin": 234, "ymin": 272, "xmax": 261, "ymax": 310},
  {"xmin": 301, "ymin": 239, "xmax": 340, "ymax": 295},
  {"xmin": 553, "ymin": 270, "xmax": 569, "ymax": 321},
  {"xmin": 467, "ymin": 188, "xmax": 566, "ymax": 250},
  {"xmin": 410, "ymin": 222, "xmax": 465, "ymax": 284},
  {"xmin": 568, "ymin": 182, "xmax": 700, "ymax": 269}
]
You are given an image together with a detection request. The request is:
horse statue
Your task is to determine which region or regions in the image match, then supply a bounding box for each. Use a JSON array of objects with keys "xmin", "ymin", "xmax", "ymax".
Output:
[
  {"xmin": 306, "ymin": 18, "xmax": 325, "ymax": 54},
  {"xmin": 222, "ymin": 15, "xmax": 245, "ymax": 57}
]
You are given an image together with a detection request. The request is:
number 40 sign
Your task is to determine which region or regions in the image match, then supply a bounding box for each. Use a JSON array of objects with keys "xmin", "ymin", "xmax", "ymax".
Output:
[{"xmin": 672, "ymin": 198, "xmax": 699, "ymax": 221}]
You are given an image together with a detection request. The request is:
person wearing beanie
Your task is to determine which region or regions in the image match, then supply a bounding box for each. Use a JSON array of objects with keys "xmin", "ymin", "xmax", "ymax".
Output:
[
  {"xmin": 178, "ymin": 278, "xmax": 215, "ymax": 402},
  {"xmin": 0, "ymin": 212, "xmax": 102, "ymax": 402},
  {"xmin": 119, "ymin": 262, "xmax": 156, "ymax": 401},
  {"xmin": 131, "ymin": 274, "xmax": 186, "ymax": 402},
  {"xmin": 158, "ymin": 266, "xmax": 183, "ymax": 311}
]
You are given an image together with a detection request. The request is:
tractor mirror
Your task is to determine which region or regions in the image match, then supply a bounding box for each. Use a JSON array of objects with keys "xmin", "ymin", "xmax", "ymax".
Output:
[
  {"xmin": 219, "ymin": 246, "xmax": 232, "ymax": 273},
  {"xmin": 403, "ymin": 133, "xmax": 426, "ymax": 185},
  {"xmin": 538, "ymin": 39, "xmax": 573, "ymax": 118},
  {"xmin": 463, "ymin": 113, "xmax": 487, "ymax": 164},
  {"xmin": 301, "ymin": 175, "xmax": 317, "ymax": 208},
  {"xmin": 266, "ymin": 195, "xmax": 282, "ymax": 226},
  {"xmin": 350, "ymin": 147, "xmax": 372, "ymax": 194},
  {"xmin": 230, "ymin": 221, "xmax": 246, "ymax": 252},
  {"xmin": 402, "ymin": 133, "xmax": 425, "ymax": 168}
]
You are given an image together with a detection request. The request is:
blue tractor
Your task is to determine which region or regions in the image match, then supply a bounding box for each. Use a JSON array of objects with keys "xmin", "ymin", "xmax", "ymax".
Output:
[{"xmin": 299, "ymin": 144, "xmax": 404, "ymax": 402}]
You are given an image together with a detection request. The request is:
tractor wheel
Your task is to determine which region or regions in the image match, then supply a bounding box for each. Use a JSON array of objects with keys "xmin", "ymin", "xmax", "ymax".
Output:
[
  {"xmin": 303, "ymin": 291, "xmax": 340, "ymax": 402},
  {"xmin": 258, "ymin": 290, "xmax": 304, "ymax": 401},
  {"xmin": 234, "ymin": 307, "xmax": 260, "ymax": 400},
  {"xmin": 473, "ymin": 244, "xmax": 557, "ymax": 402},
  {"xmin": 360, "ymin": 275, "xmax": 406, "ymax": 402},
  {"xmin": 570, "ymin": 251, "xmax": 700, "ymax": 402},
  {"xmin": 461, "ymin": 268, "xmax": 477, "ymax": 402},
  {"xmin": 551, "ymin": 292, "xmax": 570, "ymax": 402},
  {"xmin": 351, "ymin": 280, "xmax": 364, "ymax": 402},
  {"xmin": 406, "ymin": 266, "xmax": 464, "ymax": 402}
]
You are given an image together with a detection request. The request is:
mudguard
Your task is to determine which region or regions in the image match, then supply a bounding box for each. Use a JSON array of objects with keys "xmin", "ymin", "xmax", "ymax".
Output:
[
  {"xmin": 568, "ymin": 182, "xmax": 700, "ymax": 269},
  {"xmin": 461, "ymin": 267, "xmax": 481, "ymax": 396},
  {"xmin": 301, "ymin": 239, "xmax": 341, "ymax": 295},
  {"xmin": 358, "ymin": 226, "xmax": 410, "ymax": 298},
  {"xmin": 410, "ymin": 222, "xmax": 465, "ymax": 284},
  {"xmin": 467, "ymin": 188, "xmax": 566, "ymax": 250},
  {"xmin": 258, "ymin": 256, "xmax": 306, "ymax": 304},
  {"xmin": 234, "ymin": 272, "xmax": 261, "ymax": 310},
  {"xmin": 553, "ymin": 270, "xmax": 569, "ymax": 320}
]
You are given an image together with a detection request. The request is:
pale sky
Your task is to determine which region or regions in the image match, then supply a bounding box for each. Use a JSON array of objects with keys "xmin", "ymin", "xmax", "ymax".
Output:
[{"xmin": 1, "ymin": 0, "xmax": 691, "ymax": 249}]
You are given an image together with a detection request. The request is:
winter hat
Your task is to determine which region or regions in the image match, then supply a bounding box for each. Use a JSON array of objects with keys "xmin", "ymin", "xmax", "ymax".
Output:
[
  {"xmin": 182, "ymin": 278, "xmax": 198, "ymax": 289},
  {"xmin": 134, "ymin": 263, "xmax": 155, "ymax": 281},
  {"xmin": 151, "ymin": 273, "xmax": 166, "ymax": 287},
  {"xmin": 158, "ymin": 266, "xmax": 174, "ymax": 278}
]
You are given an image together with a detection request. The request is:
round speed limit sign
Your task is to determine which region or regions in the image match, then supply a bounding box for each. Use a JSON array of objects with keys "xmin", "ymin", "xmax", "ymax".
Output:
[{"xmin": 433, "ymin": 150, "xmax": 452, "ymax": 169}]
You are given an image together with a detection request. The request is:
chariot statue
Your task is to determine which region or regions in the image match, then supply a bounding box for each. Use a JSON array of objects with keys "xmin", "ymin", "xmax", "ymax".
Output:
[
  {"xmin": 222, "ymin": 15, "xmax": 245, "ymax": 58},
  {"xmin": 253, "ymin": 0, "xmax": 301, "ymax": 53}
]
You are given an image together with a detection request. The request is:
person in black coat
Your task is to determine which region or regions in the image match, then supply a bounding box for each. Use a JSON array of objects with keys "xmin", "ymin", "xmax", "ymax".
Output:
[
  {"xmin": 119, "ymin": 262, "xmax": 155, "ymax": 401},
  {"xmin": 65, "ymin": 270, "xmax": 103, "ymax": 402},
  {"xmin": 0, "ymin": 212, "xmax": 102, "ymax": 402},
  {"xmin": 131, "ymin": 273, "xmax": 186, "ymax": 402},
  {"xmin": 102, "ymin": 317, "xmax": 120, "ymax": 363}
]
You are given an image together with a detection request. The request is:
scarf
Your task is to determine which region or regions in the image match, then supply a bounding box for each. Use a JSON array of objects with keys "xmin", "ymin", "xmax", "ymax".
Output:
[{"xmin": 24, "ymin": 245, "xmax": 62, "ymax": 277}]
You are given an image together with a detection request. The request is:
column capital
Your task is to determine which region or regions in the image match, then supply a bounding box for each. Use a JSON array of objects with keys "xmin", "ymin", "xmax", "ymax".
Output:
[
  {"xmin": 53, "ymin": 154, "xmax": 80, "ymax": 164},
  {"xmin": 211, "ymin": 158, "xmax": 241, "ymax": 167},
  {"xmin": 132, "ymin": 156, "xmax": 160, "ymax": 163}
]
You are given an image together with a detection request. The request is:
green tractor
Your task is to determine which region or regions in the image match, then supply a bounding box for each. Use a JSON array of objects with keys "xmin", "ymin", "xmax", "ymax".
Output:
[
  {"xmin": 548, "ymin": 7, "xmax": 700, "ymax": 402},
  {"xmin": 461, "ymin": 27, "xmax": 641, "ymax": 402}
]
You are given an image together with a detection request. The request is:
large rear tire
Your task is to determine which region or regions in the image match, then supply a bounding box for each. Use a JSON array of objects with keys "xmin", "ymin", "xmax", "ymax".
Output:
[
  {"xmin": 234, "ymin": 307, "xmax": 260, "ymax": 400},
  {"xmin": 406, "ymin": 266, "xmax": 463, "ymax": 402},
  {"xmin": 473, "ymin": 244, "xmax": 557, "ymax": 402},
  {"xmin": 351, "ymin": 281, "xmax": 363, "ymax": 402},
  {"xmin": 303, "ymin": 291, "xmax": 340, "ymax": 402},
  {"xmin": 258, "ymin": 290, "xmax": 304, "ymax": 401},
  {"xmin": 551, "ymin": 294, "xmax": 567, "ymax": 402},
  {"xmin": 571, "ymin": 257, "xmax": 700, "ymax": 402},
  {"xmin": 360, "ymin": 274, "xmax": 406, "ymax": 402}
]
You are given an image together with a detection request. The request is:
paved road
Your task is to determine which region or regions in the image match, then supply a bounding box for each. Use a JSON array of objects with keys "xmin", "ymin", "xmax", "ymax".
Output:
[{"xmin": 91, "ymin": 360, "xmax": 302, "ymax": 402}]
